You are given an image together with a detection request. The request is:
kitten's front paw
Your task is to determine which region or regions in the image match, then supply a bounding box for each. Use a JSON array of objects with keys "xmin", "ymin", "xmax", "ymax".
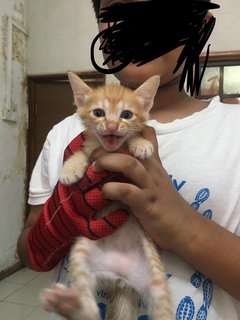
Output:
[
  {"xmin": 60, "ymin": 153, "xmax": 88, "ymax": 185},
  {"xmin": 129, "ymin": 139, "xmax": 154, "ymax": 160},
  {"xmin": 60, "ymin": 165, "xmax": 86, "ymax": 185}
]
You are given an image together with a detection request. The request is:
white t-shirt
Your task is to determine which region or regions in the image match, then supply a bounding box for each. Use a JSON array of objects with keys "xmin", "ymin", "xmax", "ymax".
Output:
[{"xmin": 29, "ymin": 96, "xmax": 240, "ymax": 319}]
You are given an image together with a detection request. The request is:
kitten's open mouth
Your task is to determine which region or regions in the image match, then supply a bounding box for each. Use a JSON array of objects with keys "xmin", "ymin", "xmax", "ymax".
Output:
[{"xmin": 100, "ymin": 134, "xmax": 126, "ymax": 151}]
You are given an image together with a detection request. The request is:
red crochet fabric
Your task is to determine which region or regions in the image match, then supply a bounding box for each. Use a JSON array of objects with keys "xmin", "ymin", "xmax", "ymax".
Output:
[{"xmin": 27, "ymin": 131, "xmax": 129, "ymax": 271}]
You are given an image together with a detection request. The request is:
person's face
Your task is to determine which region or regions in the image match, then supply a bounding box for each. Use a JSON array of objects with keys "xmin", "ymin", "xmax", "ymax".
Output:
[{"xmin": 98, "ymin": 0, "xmax": 184, "ymax": 88}]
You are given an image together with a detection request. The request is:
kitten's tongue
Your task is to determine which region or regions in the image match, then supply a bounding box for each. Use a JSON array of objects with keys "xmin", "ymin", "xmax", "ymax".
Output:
[{"xmin": 102, "ymin": 135, "xmax": 122, "ymax": 151}]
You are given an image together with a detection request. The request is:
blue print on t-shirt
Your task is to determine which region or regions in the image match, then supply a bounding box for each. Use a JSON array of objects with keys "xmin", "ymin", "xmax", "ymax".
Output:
[
  {"xmin": 196, "ymin": 304, "xmax": 208, "ymax": 320},
  {"xmin": 202, "ymin": 209, "xmax": 212, "ymax": 220},
  {"xmin": 176, "ymin": 296, "xmax": 195, "ymax": 320},
  {"xmin": 191, "ymin": 271, "xmax": 203, "ymax": 288},
  {"xmin": 191, "ymin": 188, "xmax": 210, "ymax": 210},
  {"xmin": 203, "ymin": 279, "xmax": 213, "ymax": 308},
  {"xmin": 169, "ymin": 175, "xmax": 186, "ymax": 191},
  {"xmin": 195, "ymin": 279, "xmax": 213, "ymax": 320},
  {"xmin": 98, "ymin": 303, "xmax": 107, "ymax": 320},
  {"xmin": 98, "ymin": 302, "xmax": 149, "ymax": 320}
]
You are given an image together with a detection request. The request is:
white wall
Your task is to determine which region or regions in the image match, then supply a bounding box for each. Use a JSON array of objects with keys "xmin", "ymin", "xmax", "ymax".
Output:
[
  {"xmin": 0, "ymin": 0, "xmax": 27, "ymax": 272},
  {"xmin": 27, "ymin": 0, "xmax": 102, "ymax": 75},
  {"xmin": 210, "ymin": 0, "xmax": 240, "ymax": 52}
]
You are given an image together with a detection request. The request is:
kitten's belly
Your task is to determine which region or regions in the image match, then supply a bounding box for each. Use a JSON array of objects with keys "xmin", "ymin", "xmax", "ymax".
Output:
[
  {"xmin": 91, "ymin": 246, "xmax": 142, "ymax": 276},
  {"xmin": 88, "ymin": 217, "xmax": 151, "ymax": 291}
]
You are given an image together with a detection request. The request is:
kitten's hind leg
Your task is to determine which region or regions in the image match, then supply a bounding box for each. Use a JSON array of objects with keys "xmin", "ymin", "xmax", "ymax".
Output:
[
  {"xmin": 142, "ymin": 235, "xmax": 173, "ymax": 320},
  {"xmin": 69, "ymin": 237, "xmax": 100, "ymax": 320},
  {"xmin": 41, "ymin": 283, "xmax": 86, "ymax": 320}
]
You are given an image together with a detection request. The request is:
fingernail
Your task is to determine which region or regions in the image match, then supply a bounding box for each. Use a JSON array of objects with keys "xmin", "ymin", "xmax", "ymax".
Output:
[
  {"xmin": 92, "ymin": 161, "xmax": 97, "ymax": 171},
  {"xmin": 92, "ymin": 161, "xmax": 101, "ymax": 173}
]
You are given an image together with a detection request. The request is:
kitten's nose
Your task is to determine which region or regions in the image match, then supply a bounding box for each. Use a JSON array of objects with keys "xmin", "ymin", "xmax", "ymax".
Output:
[{"xmin": 107, "ymin": 121, "xmax": 118, "ymax": 133}]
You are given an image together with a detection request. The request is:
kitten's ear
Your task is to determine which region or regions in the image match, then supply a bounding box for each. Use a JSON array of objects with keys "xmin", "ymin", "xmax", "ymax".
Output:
[
  {"xmin": 68, "ymin": 72, "xmax": 93, "ymax": 107},
  {"xmin": 134, "ymin": 75, "xmax": 160, "ymax": 111}
]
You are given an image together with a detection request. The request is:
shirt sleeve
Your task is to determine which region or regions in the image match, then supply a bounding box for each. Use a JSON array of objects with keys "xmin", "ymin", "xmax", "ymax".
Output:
[
  {"xmin": 28, "ymin": 134, "xmax": 53, "ymax": 205},
  {"xmin": 28, "ymin": 114, "xmax": 88, "ymax": 206}
]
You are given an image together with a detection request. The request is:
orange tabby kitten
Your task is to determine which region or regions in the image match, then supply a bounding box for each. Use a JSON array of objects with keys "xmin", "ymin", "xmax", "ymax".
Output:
[
  {"xmin": 41, "ymin": 72, "xmax": 173, "ymax": 320},
  {"xmin": 60, "ymin": 72, "xmax": 158, "ymax": 186}
]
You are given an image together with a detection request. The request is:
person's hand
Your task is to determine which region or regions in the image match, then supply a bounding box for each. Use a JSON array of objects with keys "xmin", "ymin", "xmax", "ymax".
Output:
[{"xmin": 91, "ymin": 125, "xmax": 195, "ymax": 251}]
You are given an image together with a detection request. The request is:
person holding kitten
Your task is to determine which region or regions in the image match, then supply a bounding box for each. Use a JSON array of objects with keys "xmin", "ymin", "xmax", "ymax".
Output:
[{"xmin": 17, "ymin": 0, "xmax": 240, "ymax": 319}]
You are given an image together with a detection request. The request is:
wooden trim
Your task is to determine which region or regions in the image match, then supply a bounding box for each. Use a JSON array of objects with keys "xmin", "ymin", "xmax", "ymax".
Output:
[
  {"xmin": 200, "ymin": 50, "xmax": 240, "ymax": 62},
  {"xmin": 27, "ymin": 70, "xmax": 104, "ymax": 82},
  {"xmin": 0, "ymin": 262, "xmax": 23, "ymax": 281}
]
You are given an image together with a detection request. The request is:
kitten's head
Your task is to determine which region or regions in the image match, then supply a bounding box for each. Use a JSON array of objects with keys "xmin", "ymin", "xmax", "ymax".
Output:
[{"xmin": 68, "ymin": 72, "xmax": 160, "ymax": 151}]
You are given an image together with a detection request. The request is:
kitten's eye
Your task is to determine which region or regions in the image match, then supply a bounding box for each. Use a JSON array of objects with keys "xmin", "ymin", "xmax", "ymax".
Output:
[
  {"xmin": 93, "ymin": 109, "xmax": 105, "ymax": 117},
  {"xmin": 120, "ymin": 110, "xmax": 133, "ymax": 119}
]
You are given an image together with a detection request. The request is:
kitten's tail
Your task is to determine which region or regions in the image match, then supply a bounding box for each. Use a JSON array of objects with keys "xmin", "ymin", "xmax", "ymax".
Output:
[{"xmin": 106, "ymin": 279, "xmax": 138, "ymax": 320}]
